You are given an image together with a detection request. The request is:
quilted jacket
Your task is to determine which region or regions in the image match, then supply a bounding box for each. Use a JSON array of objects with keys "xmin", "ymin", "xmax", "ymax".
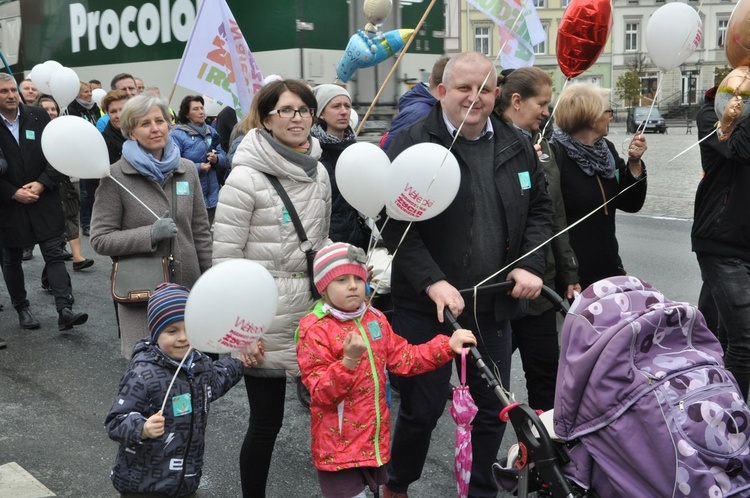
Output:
[
  {"xmin": 297, "ymin": 302, "xmax": 454, "ymax": 471},
  {"xmin": 105, "ymin": 340, "xmax": 244, "ymax": 496},
  {"xmin": 213, "ymin": 129, "xmax": 331, "ymax": 377}
]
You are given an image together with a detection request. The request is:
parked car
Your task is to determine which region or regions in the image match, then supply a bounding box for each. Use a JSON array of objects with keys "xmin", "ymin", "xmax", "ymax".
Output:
[{"xmin": 628, "ymin": 106, "xmax": 667, "ymax": 134}]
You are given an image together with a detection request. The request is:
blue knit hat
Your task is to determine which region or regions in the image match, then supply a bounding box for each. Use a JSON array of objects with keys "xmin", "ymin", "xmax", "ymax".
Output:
[{"xmin": 147, "ymin": 283, "xmax": 190, "ymax": 342}]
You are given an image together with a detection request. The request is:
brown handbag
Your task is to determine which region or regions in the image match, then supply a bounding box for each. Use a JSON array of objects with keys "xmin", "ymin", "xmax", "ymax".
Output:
[
  {"xmin": 111, "ymin": 255, "xmax": 171, "ymax": 304},
  {"xmin": 110, "ymin": 181, "xmax": 176, "ymax": 304}
]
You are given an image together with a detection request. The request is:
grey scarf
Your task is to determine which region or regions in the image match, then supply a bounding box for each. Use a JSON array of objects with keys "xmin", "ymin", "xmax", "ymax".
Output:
[
  {"xmin": 260, "ymin": 129, "xmax": 318, "ymax": 179},
  {"xmin": 553, "ymin": 129, "xmax": 616, "ymax": 180}
]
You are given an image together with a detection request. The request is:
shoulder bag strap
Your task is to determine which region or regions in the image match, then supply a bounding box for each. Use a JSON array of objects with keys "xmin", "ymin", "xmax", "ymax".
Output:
[
  {"xmin": 264, "ymin": 173, "xmax": 321, "ymax": 299},
  {"xmin": 168, "ymin": 181, "xmax": 177, "ymax": 279}
]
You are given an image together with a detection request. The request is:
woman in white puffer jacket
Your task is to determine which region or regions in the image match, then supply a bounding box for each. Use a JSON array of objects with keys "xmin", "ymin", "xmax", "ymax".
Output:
[{"xmin": 212, "ymin": 79, "xmax": 331, "ymax": 498}]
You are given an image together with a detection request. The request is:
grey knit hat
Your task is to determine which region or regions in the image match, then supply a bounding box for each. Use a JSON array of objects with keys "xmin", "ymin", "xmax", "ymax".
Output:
[{"xmin": 312, "ymin": 84, "xmax": 350, "ymax": 118}]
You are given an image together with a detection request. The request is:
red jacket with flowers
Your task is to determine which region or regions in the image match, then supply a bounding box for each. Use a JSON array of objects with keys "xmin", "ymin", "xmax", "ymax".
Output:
[{"xmin": 296, "ymin": 301, "xmax": 454, "ymax": 471}]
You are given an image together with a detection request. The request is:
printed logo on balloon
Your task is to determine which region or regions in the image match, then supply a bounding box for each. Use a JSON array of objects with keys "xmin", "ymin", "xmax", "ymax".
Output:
[
  {"xmin": 184, "ymin": 260, "xmax": 278, "ymax": 353},
  {"xmin": 385, "ymin": 143, "xmax": 461, "ymax": 222},
  {"xmin": 716, "ymin": 0, "xmax": 750, "ymax": 141}
]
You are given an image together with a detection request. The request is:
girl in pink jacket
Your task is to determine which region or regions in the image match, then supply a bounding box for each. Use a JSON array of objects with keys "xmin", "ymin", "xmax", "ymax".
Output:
[{"xmin": 297, "ymin": 242, "xmax": 476, "ymax": 498}]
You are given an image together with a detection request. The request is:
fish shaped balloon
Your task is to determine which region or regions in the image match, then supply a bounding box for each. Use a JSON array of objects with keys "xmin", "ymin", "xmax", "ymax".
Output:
[{"xmin": 335, "ymin": 29, "xmax": 413, "ymax": 83}]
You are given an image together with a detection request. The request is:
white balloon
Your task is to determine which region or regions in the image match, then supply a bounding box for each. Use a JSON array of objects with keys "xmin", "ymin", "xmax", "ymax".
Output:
[
  {"xmin": 349, "ymin": 109, "xmax": 359, "ymax": 130},
  {"xmin": 29, "ymin": 60, "xmax": 62, "ymax": 94},
  {"xmin": 646, "ymin": 3, "xmax": 702, "ymax": 72},
  {"xmin": 91, "ymin": 88, "xmax": 107, "ymax": 108},
  {"xmin": 336, "ymin": 142, "xmax": 389, "ymax": 219},
  {"xmin": 385, "ymin": 143, "xmax": 460, "ymax": 222},
  {"xmin": 202, "ymin": 95, "xmax": 225, "ymax": 117},
  {"xmin": 49, "ymin": 67, "xmax": 80, "ymax": 108},
  {"xmin": 185, "ymin": 260, "xmax": 279, "ymax": 354},
  {"xmin": 41, "ymin": 116, "xmax": 110, "ymax": 179}
]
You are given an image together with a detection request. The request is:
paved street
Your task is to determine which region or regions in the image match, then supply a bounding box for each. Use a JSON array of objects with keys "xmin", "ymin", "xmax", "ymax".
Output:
[{"xmin": 0, "ymin": 122, "xmax": 705, "ymax": 497}]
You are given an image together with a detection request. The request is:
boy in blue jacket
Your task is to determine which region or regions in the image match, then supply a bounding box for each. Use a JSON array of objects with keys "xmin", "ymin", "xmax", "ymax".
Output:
[{"xmin": 105, "ymin": 283, "xmax": 253, "ymax": 497}]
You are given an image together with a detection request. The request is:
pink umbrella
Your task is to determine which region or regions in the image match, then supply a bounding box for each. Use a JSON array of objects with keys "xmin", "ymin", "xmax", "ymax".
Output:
[{"xmin": 449, "ymin": 348, "xmax": 478, "ymax": 498}]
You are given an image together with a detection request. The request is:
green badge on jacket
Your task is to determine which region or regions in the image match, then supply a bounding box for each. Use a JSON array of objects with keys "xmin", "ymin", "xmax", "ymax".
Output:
[
  {"xmin": 25, "ymin": 130, "xmax": 35, "ymax": 140},
  {"xmin": 172, "ymin": 392, "xmax": 192, "ymax": 417}
]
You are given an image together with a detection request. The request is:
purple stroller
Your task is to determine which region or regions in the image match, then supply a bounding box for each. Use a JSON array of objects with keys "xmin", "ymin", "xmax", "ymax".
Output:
[
  {"xmin": 554, "ymin": 276, "xmax": 750, "ymax": 497},
  {"xmin": 450, "ymin": 276, "xmax": 750, "ymax": 498}
]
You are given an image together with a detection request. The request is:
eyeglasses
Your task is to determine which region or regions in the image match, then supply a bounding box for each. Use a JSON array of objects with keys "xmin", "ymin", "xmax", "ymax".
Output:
[
  {"xmin": 604, "ymin": 109, "xmax": 614, "ymax": 116},
  {"xmin": 268, "ymin": 107, "xmax": 315, "ymax": 119}
]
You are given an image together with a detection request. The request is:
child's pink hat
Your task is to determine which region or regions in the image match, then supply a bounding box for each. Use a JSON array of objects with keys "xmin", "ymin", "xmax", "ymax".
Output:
[{"xmin": 313, "ymin": 242, "xmax": 368, "ymax": 293}]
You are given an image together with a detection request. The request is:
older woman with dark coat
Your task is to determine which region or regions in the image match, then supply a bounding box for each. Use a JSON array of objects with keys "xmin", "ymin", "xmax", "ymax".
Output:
[
  {"xmin": 551, "ymin": 83, "xmax": 648, "ymax": 289},
  {"xmin": 90, "ymin": 94, "xmax": 211, "ymax": 358}
]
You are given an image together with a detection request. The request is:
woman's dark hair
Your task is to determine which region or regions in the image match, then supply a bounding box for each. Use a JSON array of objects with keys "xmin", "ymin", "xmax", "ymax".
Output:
[
  {"xmin": 177, "ymin": 95, "xmax": 205, "ymax": 124},
  {"xmin": 253, "ymin": 79, "xmax": 317, "ymax": 128},
  {"xmin": 495, "ymin": 67, "xmax": 553, "ymax": 116}
]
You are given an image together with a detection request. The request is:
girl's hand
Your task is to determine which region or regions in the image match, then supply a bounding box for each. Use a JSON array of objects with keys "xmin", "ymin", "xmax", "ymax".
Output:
[
  {"xmin": 342, "ymin": 331, "xmax": 366, "ymax": 368},
  {"xmin": 207, "ymin": 150, "xmax": 218, "ymax": 164},
  {"xmin": 141, "ymin": 411, "xmax": 165, "ymax": 439},
  {"xmin": 448, "ymin": 329, "xmax": 477, "ymax": 354}
]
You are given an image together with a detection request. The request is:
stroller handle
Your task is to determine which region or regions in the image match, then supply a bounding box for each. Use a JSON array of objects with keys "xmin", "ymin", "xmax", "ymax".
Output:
[{"xmin": 457, "ymin": 281, "xmax": 569, "ymax": 316}]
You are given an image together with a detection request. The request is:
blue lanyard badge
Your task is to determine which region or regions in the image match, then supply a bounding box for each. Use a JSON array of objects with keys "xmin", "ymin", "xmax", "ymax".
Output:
[
  {"xmin": 367, "ymin": 321, "xmax": 383, "ymax": 341},
  {"xmin": 176, "ymin": 181, "xmax": 190, "ymax": 196},
  {"xmin": 518, "ymin": 171, "xmax": 531, "ymax": 190},
  {"xmin": 172, "ymin": 392, "xmax": 192, "ymax": 417}
]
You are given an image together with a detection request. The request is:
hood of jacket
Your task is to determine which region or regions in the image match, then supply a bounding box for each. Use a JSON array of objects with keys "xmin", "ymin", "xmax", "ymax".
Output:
[
  {"xmin": 232, "ymin": 128, "xmax": 322, "ymax": 182},
  {"xmin": 398, "ymin": 82, "xmax": 436, "ymax": 110},
  {"xmin": 130, "ymin": 338, "xmax": 212, "ymax": 375}
]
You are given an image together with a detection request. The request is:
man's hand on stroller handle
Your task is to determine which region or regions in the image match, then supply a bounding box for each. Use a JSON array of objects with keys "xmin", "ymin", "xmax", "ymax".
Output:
[
  {"xmin": 426, "ymin": 280, "xmax": 465, "ymax": 323},
  {"xmin": 507, "ymin": 269, "xmax": 542, "ymax": 300}
]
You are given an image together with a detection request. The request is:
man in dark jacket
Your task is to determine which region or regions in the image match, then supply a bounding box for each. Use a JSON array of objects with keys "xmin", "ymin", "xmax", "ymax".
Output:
[
  {"xmin": 0, "ymin": 73, "xmax": 88, "ymax": 331},
  {"xmin": 693, "ymin": 86, "xmax": 750, "ymax": 401},
  {"xmin": 381, "ymin": 56, "xmax": 449, "ymax": 151},
  {"xmin": 380, "ymin": 52, "xmax": 553, "ymax": 498}
]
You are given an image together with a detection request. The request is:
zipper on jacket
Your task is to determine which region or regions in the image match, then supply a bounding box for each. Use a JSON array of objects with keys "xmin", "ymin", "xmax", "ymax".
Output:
[
  {"xmin": 174, "ymin": 375, "xmax": 195, "ymax": 498},
  {"xmin": 355, "ymin": 318, "xmax": 383, "ymax": 467}
]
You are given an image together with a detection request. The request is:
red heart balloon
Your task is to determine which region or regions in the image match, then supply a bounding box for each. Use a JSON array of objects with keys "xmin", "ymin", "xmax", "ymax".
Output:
[{"xmin": 557, "ymin": 0, "xmax": 613, "ymax": 79}]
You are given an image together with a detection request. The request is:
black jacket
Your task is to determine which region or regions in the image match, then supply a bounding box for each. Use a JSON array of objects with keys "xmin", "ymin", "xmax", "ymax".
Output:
[
  {"xmin": 0, "ymin": 104, "xmax": 64, "ymax": 247},
  {"xmin": 381, "ymin": 104, "xmax": 553, "ymax": 318},
  {"xmin": 692, "ymin": 91, "xmax": 750, "ymax": 258},
  {"xmin": 554, "ymin": 139, "xmax": 647, "ymax": 289},
  {"xmin": 102, "ymin": 120, "xmax": 126, "ymax": 165},
  {"xmin": 67, "ymin": 99, "xmax": 101, "ymax": 125}
]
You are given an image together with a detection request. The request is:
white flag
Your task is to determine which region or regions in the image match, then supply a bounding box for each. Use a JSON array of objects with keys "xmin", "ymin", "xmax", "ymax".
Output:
[
  {"xmin": 173, "ymin": 0, "xmax": 264, "ymax": 117},
  {"xmin": 467, "ymin": 0, "xmax": 546, "ymax": 68}
]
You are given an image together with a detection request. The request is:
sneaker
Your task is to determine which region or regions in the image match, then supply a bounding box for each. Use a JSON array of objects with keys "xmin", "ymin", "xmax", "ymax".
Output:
[
  {"xmin": 0, "ymin": 337, "xmax": 6, "ymax": 349},
  {"xmin": 82, "ymin": 226, "xmax": 90, "ymax": 236},
  {"xmin": 22, "ymin": 248, "xmax": 33, "ymax": 261}
]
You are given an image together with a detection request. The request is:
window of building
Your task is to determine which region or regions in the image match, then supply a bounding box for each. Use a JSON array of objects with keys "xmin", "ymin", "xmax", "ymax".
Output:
[
  {"xmin": 533, "ymin": 0, "xmax": 546, "ymax": 8},
  {"xmin": 561, "ymin": 0, "xmax": 571, "ymax": 6},
  {"xmin": 718, "ymin": 18, "xmax": 729, "ymax": 47},
  {"xmin": 534, "ymin": 23, "xmax": 549, "ymax": 55},
  {"xmin": 474, "ymin": 26, "xmax": 490, "ymax": 56},
  {"xmin": 625, "ymin": 22, "xmax": 639, "ymax": 52}
]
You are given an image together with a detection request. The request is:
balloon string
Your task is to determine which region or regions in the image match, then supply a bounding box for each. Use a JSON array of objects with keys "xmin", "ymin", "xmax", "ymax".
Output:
[
  {"xmin": 667, "ymin": 125, "xmax": 717, "ymax": 163},
  {"xmin": 473, "ymin": 175, "xmax": 647, "ymax": 293},
  {"xmin": 635, "ymin": 72, "xmax": 663, "ymax": 136},
  {"xmin": 538, "ymin": 78, "xmax": 570, "ymax": 144},
  {"xmin": 160, "ymin": 346, "xmax": 194, "ymax": 414},
  {"xmin": 109, "ymin": 176, "xmax": 161, "ymax": 221}
]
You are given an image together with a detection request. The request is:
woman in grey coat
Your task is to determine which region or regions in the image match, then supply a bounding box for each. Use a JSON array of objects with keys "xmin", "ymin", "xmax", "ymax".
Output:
[{"xmin": 91, "ymin": 94, "xmax": 212, "ymax": 358}]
